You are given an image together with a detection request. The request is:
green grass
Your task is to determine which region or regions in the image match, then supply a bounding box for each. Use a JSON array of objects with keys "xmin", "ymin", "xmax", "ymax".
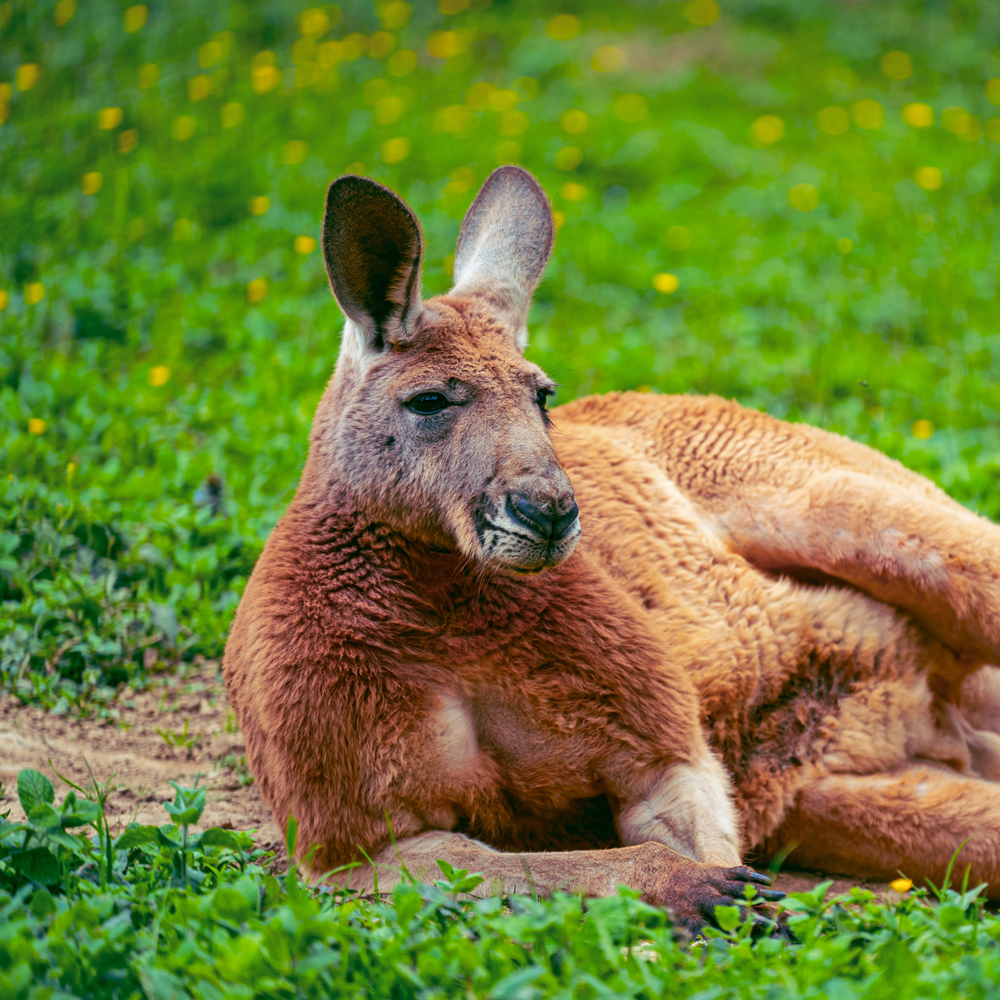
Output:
[
  {"xmin": 3, "ymin": 0, "xmax": 1000, "ymax": 992},
  {"xmin": 5, "ymin": 767, "xmax": 1000, "ymax": 999},
  {"xmin": 3, "ymin": 0, "xmax": 1000, "ymax": 708}
]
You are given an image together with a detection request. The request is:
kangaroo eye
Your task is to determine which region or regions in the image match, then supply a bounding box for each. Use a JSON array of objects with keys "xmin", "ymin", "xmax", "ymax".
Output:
[
  {"xmin": 407, "ymin": 392, "xmax": 451, "ymax": 415},
  {"xmin": 536, "ymin": 388, "xmax": 554, "ymax": 409}
]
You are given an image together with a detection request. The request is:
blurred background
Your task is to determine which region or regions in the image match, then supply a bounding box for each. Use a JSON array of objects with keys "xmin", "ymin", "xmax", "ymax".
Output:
[{"xmin": 2, "ymin": 0, "xmax": 999, "ymax": 713}]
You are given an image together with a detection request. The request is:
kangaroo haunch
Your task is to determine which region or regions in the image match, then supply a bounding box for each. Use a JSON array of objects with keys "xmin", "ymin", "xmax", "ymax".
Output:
[{"xmin": 223, "ymin": 166, "xmax": 1000, "ymax": 932}]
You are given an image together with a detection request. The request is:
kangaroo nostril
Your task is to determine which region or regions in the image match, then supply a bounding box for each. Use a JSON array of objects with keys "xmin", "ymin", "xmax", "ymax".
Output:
[
  {"xmin": 509, "ymin": 496, "xmax": 579, "ymax": 541},
  {"xmin": 512, "ymin": 496, "xmax": 553, "ymax": 534},
  {"xmin": 552, "ymin": 501, "xmax": 579, "ymax": 539}
]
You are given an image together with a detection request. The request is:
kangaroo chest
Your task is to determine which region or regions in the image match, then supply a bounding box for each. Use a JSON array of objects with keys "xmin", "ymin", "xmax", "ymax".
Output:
[
  {"xmin": 421, "ymin": 687, "xmax": 621, "ymax": 851},
  {"xmin": 428, "ymin": 687, "xmax": 607, "ymax": 802}
]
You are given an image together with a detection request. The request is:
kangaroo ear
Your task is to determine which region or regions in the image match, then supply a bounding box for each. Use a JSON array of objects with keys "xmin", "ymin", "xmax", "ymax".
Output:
[
  {"xmin": 322, "ymin": 175, "xmax": 423, "ymax": 354},
  {"xmin": 450, "ymin": 165, "xmax": 554, "ymax": 352}
]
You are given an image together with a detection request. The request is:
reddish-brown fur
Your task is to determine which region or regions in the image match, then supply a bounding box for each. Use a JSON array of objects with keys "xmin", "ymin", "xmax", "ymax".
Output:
[{"xmin": 224, "ymin": 168, "xmax": 1000, "ymax": 930}]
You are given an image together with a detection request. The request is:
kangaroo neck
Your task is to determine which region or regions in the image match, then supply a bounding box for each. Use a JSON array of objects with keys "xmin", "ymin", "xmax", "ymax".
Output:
[{"xmin": 285, "ymin": 481, "xmax": 551, "ymax": 640}]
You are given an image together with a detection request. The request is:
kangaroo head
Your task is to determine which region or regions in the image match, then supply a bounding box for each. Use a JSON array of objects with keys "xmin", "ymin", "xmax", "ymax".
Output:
[{"xmin": 311, "ymin": 165, "xmax": 580, "ymax": 575}]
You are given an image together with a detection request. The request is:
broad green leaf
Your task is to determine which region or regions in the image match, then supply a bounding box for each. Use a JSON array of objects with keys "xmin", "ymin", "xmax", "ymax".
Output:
[
  {"xmin": 231, "ymin": 875, "xmax": 261, "ymax": 909},
  {"xmin": 45, "ymin": 829, "xmax": 85, "ymax": 853},
  {"xmin": 163, "ymin": 803, "xmax": 202, "ymax": 826},
  {"xmin": 714, "ymin": 904, "xmax": 741, "ymax": 932},
  {"xmin": 0, "ymin": 822, "xmax": 30, "ymax": 845},
  {"xmin": 29, "ymin": 803, "xmax": 62, "ymax": 831},
  {"xmin": 165, "ymin": 783, "xmax": 206, "ymax": 826},
  {"xmin": 59, "ymin": 792, "xmax": 100, "ymax": 827},
  {"xmin": 787, "ymin": 881, "xmax": 834, "ymax": 913},
  {"xmin": 938, "ymin": 904, "xmax": 967, "ymax": 932},
  {"xmin": 393, "ymin": 882, "xmax": 422, "ymax": 925},
  {"xmin": 17, "ymin": 770, "xmax": 54, "ymax": 817},
  {"xmin": 116, "ymin": 825, "xmax": 161, "ymax": 850},
  {"xmin": 13, "ymin": 847, "xmax": 61, "ymax": 884},
  {"xmin": 196, "ymin": 828, "xmax": 241, "ymax": 851},
  {"xmin": 212, "ymin": 884, "xmax": 253, "ymax": 921},
  {"xmin": 157, "ymin": 828, "xmax": 184, "ymax": 850},
  {"xmin": 29, "ymin": 888, "xmax": 57, "ymax": 917},
  {"xmin": 435, "ymin": 858, "xmax": 457, "ymax": 880}
]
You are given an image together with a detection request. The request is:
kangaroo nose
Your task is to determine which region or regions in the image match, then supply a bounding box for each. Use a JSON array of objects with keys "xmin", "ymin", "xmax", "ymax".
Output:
[{"xmin": 510, "ymin": 496, "xmax": 579, "ymax": 541}]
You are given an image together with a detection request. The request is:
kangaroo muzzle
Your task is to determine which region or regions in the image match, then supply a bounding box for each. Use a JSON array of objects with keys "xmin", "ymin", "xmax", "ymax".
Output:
[{"xmin": 475, "ymin": 484, "xmax": 581, "ymax": 573}]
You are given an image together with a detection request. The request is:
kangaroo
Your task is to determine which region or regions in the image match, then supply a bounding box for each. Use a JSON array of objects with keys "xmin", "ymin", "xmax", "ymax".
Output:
[{"xmin": 223, "ymin": 166, "xmax": 1000, "ymax": 931}]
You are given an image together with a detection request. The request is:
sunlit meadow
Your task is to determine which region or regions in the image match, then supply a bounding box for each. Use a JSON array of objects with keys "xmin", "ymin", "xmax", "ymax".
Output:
[
  {"xmin": 4, "ymin": 0, "xmax": 1000, "ymax": 709},
  {"xmin": 3, "ymin": 2, "xmax": 1000, "ymax": 994}
]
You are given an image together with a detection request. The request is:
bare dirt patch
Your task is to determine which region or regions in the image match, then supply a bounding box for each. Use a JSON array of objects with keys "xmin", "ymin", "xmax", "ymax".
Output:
[
  {"xmin": 0, "ymin": 666, "xmax": 883, "ymax": 900},
  {"xmin": 0, "ymin": 662, "xmax": 286, "ymax": 868}
]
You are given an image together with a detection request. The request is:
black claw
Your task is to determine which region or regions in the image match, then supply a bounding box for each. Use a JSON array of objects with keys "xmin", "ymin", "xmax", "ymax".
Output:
[
  {"xmin": 773, "ymin": 920, "xmax": 798, "ymax": 942},
  {"xmin": 715, "ymin": 891, "xmax": 746, "ymax": 904},
  {"xmin": 747, "ymin": 872, "xmax": 774, "ymax": 885},
  {"xmin": 756, "ymin": 888, "xmax": 786, "ymax": 901},
  {"xmin": 750, "ymin": 913, "xmax": 780, "ymax": 936}
]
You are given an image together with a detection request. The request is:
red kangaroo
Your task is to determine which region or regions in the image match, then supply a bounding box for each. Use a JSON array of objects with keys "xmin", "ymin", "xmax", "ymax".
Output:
[{"xmin": 224, "ymin": 166, "xmax": 1000, "ymax": 931}]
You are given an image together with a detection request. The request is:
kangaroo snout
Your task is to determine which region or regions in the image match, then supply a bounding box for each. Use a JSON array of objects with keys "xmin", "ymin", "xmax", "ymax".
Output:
[
  {"xmin": 508, "ymin": 494, "xmax": 580, "ymax": 542},
  {"xmin": 476, "ymin": 474, "xmax": 581, "ymax": 574}
]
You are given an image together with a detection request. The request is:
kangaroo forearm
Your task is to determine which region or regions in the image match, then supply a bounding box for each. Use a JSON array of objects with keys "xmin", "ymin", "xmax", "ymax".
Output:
[
  {"xmin": 723, "ymin": 472, "xmax": 1000, "ymax": 664},
  {"xmin": 343, "ymin": 830, "xmax": 779, "ymax": 936}
]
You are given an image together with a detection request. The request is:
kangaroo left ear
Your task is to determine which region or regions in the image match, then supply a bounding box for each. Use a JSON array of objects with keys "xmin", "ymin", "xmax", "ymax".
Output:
[
  {"xmin": 450, "ymin": 165, "xmax": 554, "ymax": 352},
  {"xmin": 322, "ymin": 174, "xmax": 424, "ymax": 355}
]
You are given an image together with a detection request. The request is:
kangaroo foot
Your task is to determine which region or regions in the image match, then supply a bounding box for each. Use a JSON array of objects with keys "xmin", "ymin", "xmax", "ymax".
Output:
[{"xmin": 633, "ymin": 844, "xmax": 784, "ymax": 935}]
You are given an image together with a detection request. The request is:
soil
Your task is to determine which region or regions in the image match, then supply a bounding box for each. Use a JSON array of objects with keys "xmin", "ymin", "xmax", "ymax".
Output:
[
  {"xmin": 0, "ymin": 661, "xmax": 287, "ymax": 869},
  {"xmin": 0, "ymin": 663, "xmax": 888, "ymax": 900}
]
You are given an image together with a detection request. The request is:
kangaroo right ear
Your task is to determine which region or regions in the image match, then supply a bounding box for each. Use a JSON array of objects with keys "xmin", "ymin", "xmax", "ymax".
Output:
[
  {"xmin": 450, "ymin": 165, "xmax": 554, "ymax": 352},
  {"xmin": 322, "ymin": 175, "xmax": 424, "ymax": 354}
]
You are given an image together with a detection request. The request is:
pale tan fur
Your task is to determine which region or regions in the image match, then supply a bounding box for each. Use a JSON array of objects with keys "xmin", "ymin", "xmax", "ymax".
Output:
[
  {"xmin": 548, "ymin": 398, "xmax": 1000, "ymax": 882},
  {"xmin": 223, "ymin": 168, "xmax": 1000, "ymax": 931}
]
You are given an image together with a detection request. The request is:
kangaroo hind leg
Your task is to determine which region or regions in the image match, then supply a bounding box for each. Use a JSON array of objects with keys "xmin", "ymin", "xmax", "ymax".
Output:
[{"xmin": 762, "ymin": 766, "xmax": 1000, "ymax": 896}]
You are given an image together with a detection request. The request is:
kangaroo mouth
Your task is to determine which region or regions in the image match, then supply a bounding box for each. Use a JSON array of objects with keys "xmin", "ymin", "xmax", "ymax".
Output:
[{"xmin": 473, "ymin": 501, "xmax": 581, "ymax": 574}]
